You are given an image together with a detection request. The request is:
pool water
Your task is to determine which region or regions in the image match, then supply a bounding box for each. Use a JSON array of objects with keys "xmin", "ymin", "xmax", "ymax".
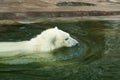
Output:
[{"xmin": 0, "ymin": 20, "xmax": 120, "ymax": 80}]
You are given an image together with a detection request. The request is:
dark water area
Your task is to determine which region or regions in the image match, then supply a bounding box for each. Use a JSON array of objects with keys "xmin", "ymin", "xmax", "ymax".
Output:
[{"xmin": 0, "ymin": 20, "xmax": 120, "ymax": 80}]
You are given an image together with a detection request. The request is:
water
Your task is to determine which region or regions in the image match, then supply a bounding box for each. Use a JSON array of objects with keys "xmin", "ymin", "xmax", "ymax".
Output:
[{"xmin": 0, "ymin": 20, "xmax": 120, "ymax": 80}]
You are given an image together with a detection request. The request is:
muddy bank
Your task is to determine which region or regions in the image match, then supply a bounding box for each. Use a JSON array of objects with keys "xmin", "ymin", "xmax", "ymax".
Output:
[{"xmin": 0, "ymin": 11, "xmax": 120, "ymax": 20}]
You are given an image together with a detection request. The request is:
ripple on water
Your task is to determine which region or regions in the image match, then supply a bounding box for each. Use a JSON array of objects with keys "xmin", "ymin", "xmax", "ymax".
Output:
[{"xmin": 0, "ymin": 21, "xmax": 105, "ymax": 65}]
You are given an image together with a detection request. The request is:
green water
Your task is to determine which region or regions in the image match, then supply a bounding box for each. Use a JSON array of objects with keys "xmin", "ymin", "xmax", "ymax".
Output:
[{"xmin": 0, "ymin": 20, "xmax": 120, "ymax": 80}]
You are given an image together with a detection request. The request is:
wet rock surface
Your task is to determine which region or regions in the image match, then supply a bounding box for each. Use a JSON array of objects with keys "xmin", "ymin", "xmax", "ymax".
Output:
[{"xmin": 56, "ymin": 2, "xmax": 96, "ymax": 6}]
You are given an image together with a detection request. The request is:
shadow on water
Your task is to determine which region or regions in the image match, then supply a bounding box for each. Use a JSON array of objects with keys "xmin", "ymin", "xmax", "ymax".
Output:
[{"xmin": 0, "ymin": 20, "xmax": 120, "ymax": 80}]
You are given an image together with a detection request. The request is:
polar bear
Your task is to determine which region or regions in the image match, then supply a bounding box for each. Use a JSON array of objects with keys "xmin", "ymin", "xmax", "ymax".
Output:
[{"xmin": 0, "ymin": 27, "xmax": 79, "ymax": 57}]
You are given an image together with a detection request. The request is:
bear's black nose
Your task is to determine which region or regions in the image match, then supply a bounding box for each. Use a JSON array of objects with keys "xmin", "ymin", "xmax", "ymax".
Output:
[{"xmin": 75, "ymin": 43, "xmax": 80, "ymax": 46}]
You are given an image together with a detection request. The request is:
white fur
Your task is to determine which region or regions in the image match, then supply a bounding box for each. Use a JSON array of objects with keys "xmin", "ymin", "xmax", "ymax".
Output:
[{"xmin": 0, "ymin": 27, "xmax": 78, "ymax": 57}]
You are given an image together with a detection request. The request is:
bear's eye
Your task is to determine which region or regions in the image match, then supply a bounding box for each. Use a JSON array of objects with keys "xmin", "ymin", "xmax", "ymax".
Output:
[{"xmin": 65, "ymin": 38, "xmax": 69, "ymax": 41}]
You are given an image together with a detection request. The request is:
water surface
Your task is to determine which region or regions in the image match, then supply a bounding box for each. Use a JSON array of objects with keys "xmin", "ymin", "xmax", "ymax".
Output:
[{"xmin": 0, "ymin": 20, "xmax": 120, "ymax": 80}]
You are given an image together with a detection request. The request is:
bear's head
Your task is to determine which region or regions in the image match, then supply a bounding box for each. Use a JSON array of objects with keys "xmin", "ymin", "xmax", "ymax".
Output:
[{"xmin": 53, "ymin": 27, "xmax": 79, "ymax": 47}]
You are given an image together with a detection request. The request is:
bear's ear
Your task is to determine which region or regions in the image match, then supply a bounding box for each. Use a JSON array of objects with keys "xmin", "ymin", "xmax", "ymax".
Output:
[{"xmin": 54, "ymin": 26, "xmax": 58, "ymax": 29}]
